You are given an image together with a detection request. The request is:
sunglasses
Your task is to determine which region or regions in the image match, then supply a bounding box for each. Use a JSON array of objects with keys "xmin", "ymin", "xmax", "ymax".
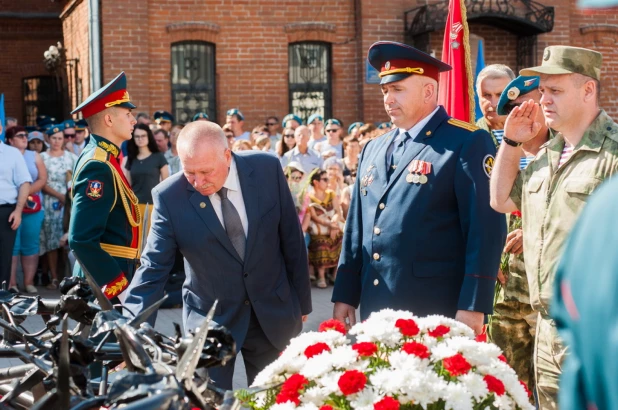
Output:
[
  {"xmin": 320, "ymin": 177, "xmax": 329, "ymax": 182},
  {"xmin": 266, "ymin": 122, "xmax": 278, "ymax": 126},
  {"xmin": 64, "ymin": 133, "xmax": 76, "ymax": 139},
  {"xmin": 291, "ymin": 175, "xmax": 302, "ymax": 182},
  {"xmin": 225, "ymin": 134, "xmax": 234, "ymax": 139},
  {"xmin": 326, "ymin": 129, "xmax": 340, "ymax": 133},
  {"xmin": 284, "ymin": 134, "xmax": 295, "ymax": 138},
  {"xmin": 14, "ymin": 133, "xmax": 28, "ymax": 139}
]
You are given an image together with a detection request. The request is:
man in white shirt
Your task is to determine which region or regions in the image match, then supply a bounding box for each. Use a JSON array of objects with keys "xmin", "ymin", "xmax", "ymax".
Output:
[
  {"xmin": 0, "ymin": 136, "xmax": 32, "ymax": 286},
  {"xmin": 226, "ymin": 108, "xmax": 250, "ymax": 141},
  {"xmin": 280, "ymin": 125, "xmax": 323, "ymax": 175},
  {"xmin": 125, "ymin": 121, "xmax": 312, "ymax": 390}
]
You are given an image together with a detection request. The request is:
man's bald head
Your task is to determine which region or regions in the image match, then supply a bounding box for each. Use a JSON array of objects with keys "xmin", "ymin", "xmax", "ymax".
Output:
[
  {"xmin": 177, "ymin": 121, "xmax": 228, "ymax": 158},
  {"xmin": 294, "ymin": 125, "xmax": 311, "ymax": 148}
]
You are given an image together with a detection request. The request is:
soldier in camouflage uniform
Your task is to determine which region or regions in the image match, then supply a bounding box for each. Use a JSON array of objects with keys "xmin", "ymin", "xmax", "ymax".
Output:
[
  {"xmin": 489, "ymin": 75, "xmax": 550, "ymax": 395},
  {"xmin": 490, "ymin": 46, "xmax": 618, "ymax": 409}
]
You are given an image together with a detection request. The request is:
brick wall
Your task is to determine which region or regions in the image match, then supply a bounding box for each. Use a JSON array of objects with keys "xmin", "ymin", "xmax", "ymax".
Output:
[
  {"xmin": 61, "ymin": 0, "xmax": 91, "ymax": 111},
  {"xmin": 56, "ymin": 0, "xmax": 618, "ymax": 127}
]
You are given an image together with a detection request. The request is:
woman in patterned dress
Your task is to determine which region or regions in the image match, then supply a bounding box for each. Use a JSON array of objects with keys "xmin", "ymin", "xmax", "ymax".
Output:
[{"xmin": 40, "ymin": 128, "xmax": 77, "ymax": 289}]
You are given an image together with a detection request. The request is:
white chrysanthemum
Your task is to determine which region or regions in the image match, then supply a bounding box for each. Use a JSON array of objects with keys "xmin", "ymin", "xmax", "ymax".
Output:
[
  {"xmin": 281, "ymin": 331, "xmax": 347, "ymax": 361},
  {"xmin": 430, "ymin": 342, "xmax": 458, "ymax": 360},
  {"xmin": 301, "ymin": 352, "xmax": 334, "ymax": 379},
  {"xmin": 316, "ymin": 371, "xmax": 343, "ymax": 395},
  {"xmin": 329, "ymin": 345, "xmax": 359, "ymax": 369},
  {"xmin": 347, "ymin": 358, "xmax": 371, "ymax": 373},
  {"xmin": 443, "ymin": 383, "xmax": 474, "ymax": 410},
  {"xmin": 418, "ymin": 315, "xmax": 475, "ymax": 339},
  {"xmin": 369, "ymin": 368, "xmax": 407, "ymax": 395},
  {"xmin": 298, "ymin": 403, "xmax": 319, "ymax": 410},
  {"xmin": 389, "ymin": 350, "xmax": 431, "ymax": 372},
  {"xmin": 271, "ymin": 401, "xmax": 297, "ymax": 410},
  {"xmin": 493, "ymin": 393, "xmax": 514, "ymax": 410},
  {"xmin": 252, "ymin": 359, "xmax": 288, "ymax": 386},
  {"xmin": 458, "ymin": 373, "xmax": 489, "ymax": 401},
  {"xmin": 300, "ymin": 386, "xmax": 329, "ymax": 406},
  {"xmin": 399, "ymin": 371, "xmax": 448, "ymax": 407},
  {"xmin": 349, "ymin": 387, "xmax": 382, "ymax": 410},
  {"xmin": 457, "ymin": 339, "xmax": 501, "ymax": 367}
]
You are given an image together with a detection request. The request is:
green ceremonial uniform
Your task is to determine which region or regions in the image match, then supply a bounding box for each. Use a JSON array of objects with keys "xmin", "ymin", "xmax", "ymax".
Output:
[
  {"xmin": 509, "ymin": 110, "xmax": 618, "ymax": 408},
  {"xmin": 552, "ymin": 177, "xmax": 618, "ymax": 410},
  {"xmin": 69, "ymin": 134, "xmax": 141, "ymax": 298}
]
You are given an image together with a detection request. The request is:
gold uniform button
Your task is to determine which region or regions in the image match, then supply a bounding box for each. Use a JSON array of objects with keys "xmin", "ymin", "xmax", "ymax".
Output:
[
  {"xmin": 373, "ymin": 279, "xmax": 379, "ymax": 286},
  {"xmin": 373, "ymin": 253, "xmax": 380, "ymax": 261},
  {"xmin": 379, "ymin": 203, "xmax": 385, "ymax": 210},
  {"xmin": 374, "ymin": 227, "xmax": 381, "ymax": 235},
  {"xmin": 426, "ymin": 130, "xmax": 432, "ymax": 136}
]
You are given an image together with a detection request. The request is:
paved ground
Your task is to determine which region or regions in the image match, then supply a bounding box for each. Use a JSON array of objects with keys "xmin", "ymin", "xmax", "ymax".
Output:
[{"xmin": 0, "ymin": 284, "xmax": 336, "ymax": 389}]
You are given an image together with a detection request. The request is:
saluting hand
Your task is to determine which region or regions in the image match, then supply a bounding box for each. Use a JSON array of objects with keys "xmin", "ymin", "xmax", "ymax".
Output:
[{"xmin": 503, "ymin": 99, "xmax": 543, "ymax": 144}]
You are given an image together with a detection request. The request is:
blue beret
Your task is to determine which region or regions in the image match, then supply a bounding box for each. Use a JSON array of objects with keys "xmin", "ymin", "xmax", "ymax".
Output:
[
  {"xmin": 307, "ymin": 113, "xmax": 323, "ymax": 125},
  {"xmin": 46, "ymin": 123, "xmax": 66, "ymax": 136},
  {"xmin": 75, "ymin": 119, "xmax": 88, "ymax": 131},
  {"xmin": 368, "ymin": 41, "xmax": 452, "ymax": 85},
  {"xmin": 377, "ymin": 122, "xmax": 392, "ymax": 130},
  {"xmin": 36, "ymin": 115, "xmax": 55, "ymax": 127},
  {"xmin": 192, "ymin": 112, "xmax": 210, "ymax": 121},
  {"xmin": 226, "ymin": 108, "xmax": 244, "ymax": 121},
  {"xmin": 282, "ymin": 114, "xmax": 302, "ymax": 128},
  {"xmin": 324, "ymin": 118, "xmax": 342, "ymax": 128},
  {"xmin": 497, "ymin": 76, "xmax": 540, "ymax": 115},
  {"xmin": 63, "ymin": 119, "xmax": 75, "ymax": 129},
  {"xmin": 154, "ymin": 110, "xmax": 174, "ymax": 123},
  {"xmin": 348, "ymin": 122, "xmax": 364, "ymax": 134},
  {"xmin": 72, "ymin": 72, "xmax": 136, "ymax": 117}
]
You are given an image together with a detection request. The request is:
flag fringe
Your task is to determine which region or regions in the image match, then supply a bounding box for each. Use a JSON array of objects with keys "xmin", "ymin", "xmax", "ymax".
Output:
[{"xmin": 460, "ymin": 0, "xmax": 475, "ymax": 125}]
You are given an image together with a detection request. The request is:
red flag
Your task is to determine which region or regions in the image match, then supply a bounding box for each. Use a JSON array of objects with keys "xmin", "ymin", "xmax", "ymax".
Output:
[{"xmin": 438, "ymin": 0, "xmax": 474, "ymax": 123}]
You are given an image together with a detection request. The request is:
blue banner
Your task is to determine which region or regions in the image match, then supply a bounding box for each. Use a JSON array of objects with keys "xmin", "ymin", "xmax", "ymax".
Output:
[
  {"xmin": 473, "ymin": 41, "xmax": 486, "ymax": 122},
  {"xmin": 0, "ymin": 94, "xmax": 5, "ymax": 142}
]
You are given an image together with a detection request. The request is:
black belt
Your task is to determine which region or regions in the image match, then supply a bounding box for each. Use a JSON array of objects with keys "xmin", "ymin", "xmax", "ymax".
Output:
[{"xmin": 0, "ymin": 204, "xmax": 16, "ymax": 208}]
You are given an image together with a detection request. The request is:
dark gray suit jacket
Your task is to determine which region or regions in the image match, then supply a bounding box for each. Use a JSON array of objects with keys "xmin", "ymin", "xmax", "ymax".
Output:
[{"xmin": 124, "ymin": 151, "xmax": 312, "ymax": 351}]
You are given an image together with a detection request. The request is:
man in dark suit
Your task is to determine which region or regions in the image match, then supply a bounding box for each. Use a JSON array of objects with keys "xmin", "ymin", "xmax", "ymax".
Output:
[
  {"xmin": 124, "ymin": 121, "xmax": 312, "ymax": 389},
  {"xmin": 332, "ymin": 41, "xmax": 506, "ymax": 334}
]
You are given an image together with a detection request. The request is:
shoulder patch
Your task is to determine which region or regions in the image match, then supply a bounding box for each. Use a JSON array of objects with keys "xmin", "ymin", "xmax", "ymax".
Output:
[
  {"xmin": 86, "ymin": 180, "xmax": 104, "ymax": 200},
  {"xmin": 448, "ymin": 118, "xmax": 479, "ymax": 132},
  {"xmin": 483, "ymin": 155, "xmax": 495, "ymax": 178}
]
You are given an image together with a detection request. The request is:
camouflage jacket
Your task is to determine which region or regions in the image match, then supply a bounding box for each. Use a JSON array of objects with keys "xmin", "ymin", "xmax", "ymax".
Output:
[
  {"xmin": 503, "ymin": 213, "xmax": 529, "ymax": 304},
  {"xmin": 510, "ymin": 110, "xmax": 618, "ymax": 315}
]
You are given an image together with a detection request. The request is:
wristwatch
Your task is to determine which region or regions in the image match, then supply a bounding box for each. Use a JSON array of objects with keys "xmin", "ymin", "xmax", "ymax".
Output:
[{"xmin": 502, "ymin": 136, "xmax": 522, "ymax": 147}]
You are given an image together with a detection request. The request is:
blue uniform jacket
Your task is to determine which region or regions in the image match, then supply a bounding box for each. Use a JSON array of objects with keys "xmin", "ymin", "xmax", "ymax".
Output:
[{"xmin": 332, "ymin": 107, "xmax": 506, "ymax": 319}]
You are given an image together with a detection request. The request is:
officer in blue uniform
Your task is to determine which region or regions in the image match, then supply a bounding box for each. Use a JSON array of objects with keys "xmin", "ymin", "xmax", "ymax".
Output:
[
  {"xmin": 332, "ymin": 41, "xmax": 506, "ymax": 333},
  {"xmin": 69, "ymin": 72, "xmax": 141, "ymax": 300}
]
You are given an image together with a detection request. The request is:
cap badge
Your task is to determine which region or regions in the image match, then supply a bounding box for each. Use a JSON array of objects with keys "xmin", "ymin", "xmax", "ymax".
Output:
[
  {"xmin": 385, "ymin": 61, "xmax": 391, "ymax": 70},
  {"xmin": 523, "ymin": 79, "xmax": 536, "ymax": 87},
  {"xmin": 507, "ymin": 87, "xmax": 520, "ymax": 101}
]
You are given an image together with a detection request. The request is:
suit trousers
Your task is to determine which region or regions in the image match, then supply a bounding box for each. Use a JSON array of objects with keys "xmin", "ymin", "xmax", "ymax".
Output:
[
  {"xmin": 0, "ymin": 205, "xmax": 17, "ymax": 287},
  {"xmin": 207, "ymin": 308, "xmax": 280, "ymax": 391}
]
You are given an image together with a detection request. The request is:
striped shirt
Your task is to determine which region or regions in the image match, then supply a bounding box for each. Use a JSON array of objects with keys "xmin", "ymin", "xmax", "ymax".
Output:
[
  {"xmin": 559, "ymin": 144, "xmax": 574, "ymax": 168},
  {"xmin": 492, "ymin": 129, "xmax": 504, "ymax": 145},
  {"xmin": 520, "ymin": 156, "xmax": 535, "ymax": 170}
]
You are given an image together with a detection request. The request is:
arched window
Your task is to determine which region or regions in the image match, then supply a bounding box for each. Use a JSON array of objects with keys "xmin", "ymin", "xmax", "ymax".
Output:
[
  {"xmin": 171, "ymin": 41, "xmax": 216, "ymax": 123},
  {"xmin": 288, "ymin": 42, "xmax": 332, "ymax": 123}
]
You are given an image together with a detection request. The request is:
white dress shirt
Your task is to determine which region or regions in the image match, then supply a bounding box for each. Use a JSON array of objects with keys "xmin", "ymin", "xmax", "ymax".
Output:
[
  {"xmin": 0, "ymin": 143, "xmax": 32, "ymax": 205},
  {"xmin": 387, "ymin": 106, "xmax": 441, "ymax": 162},
  {"xmin": 207, "ymin": 157, "xmax": 248, "ymax": 237}
]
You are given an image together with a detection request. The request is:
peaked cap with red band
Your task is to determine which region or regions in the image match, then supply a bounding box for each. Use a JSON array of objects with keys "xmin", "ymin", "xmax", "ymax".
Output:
[
  {"xmin": 368, "ymin": 41, "xmax": 452, "ymax": 85},
  {"xmin": 71, "ymin": 71, "xmax": 136, "ymax": 118}
]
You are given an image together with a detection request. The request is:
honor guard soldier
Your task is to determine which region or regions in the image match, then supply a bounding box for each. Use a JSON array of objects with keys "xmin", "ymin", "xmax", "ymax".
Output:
[
  {"xmin": 332, "ymin": 41, "xmax": 506, "ymax": 334},
  {"xmin": 69, "ymin": 72, "xmax": 141, "ymax": 300},
  {"xmin": 154, "ymin": 110, "xmax": 174, "ymax": 132}
]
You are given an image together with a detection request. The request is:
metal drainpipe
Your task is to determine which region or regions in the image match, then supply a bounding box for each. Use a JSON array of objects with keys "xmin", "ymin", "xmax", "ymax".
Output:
[{"xmin": 88, "ymin": 0, "xmax": 102, "ymax": 91}]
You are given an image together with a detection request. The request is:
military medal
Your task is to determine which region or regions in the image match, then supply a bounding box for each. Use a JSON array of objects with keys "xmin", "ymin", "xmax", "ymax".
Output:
[
  {"xmin": 406, "ymin": 173, "xmax": 414, "ymax": 183},
  {"xmin": 419, "ymin": 161, "xmax": 431, "ymax": 184},
  {"xmin": 419, "ymin": 174, "xmax": 428, "ymax": 184}
]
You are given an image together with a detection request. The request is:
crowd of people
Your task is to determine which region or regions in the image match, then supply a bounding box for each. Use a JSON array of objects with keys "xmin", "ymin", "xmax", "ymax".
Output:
[{"xmin": 1, "ymin": 40, "xmax": 616, "ymax": 408}]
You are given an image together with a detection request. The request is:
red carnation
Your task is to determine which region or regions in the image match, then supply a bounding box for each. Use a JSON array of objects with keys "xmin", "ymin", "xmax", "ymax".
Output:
[
  {"xmin": 484, "ymin": 374, "xmax": 506, "ymax": 396},
  {"xmin": 352, "ymin": 342, "xmax": 378, "ymax": 357},
  {"xmin": 512, "ymin": 210, "xmax": 522, "ymax": 218},
  {"xmin": 304, "ymin": 342, "xmax": 331, "ymax": 359},
  {"xmin": 318, "ymin": 319, "xmax": 347, "ymax": 334},
  {"xmin": 520, "ymin": 380, "xmax": 532, "ymax": 398},
  {"xmin": 320, "ymin": 406, "xmax": 333, "ymax": 410},
  {"xmin": 475, "ymin": 327, "xmax": 487, "ymax": 342},
  {"xmin": 402, "ymin": 341, "xmax": 430, "ymax": 359},
  {"xmin": 276, "ymin": 374, "xmax": 309, "ymax": 404},
  {"xmin": 374, "ymin": 396, "xmax": 400, "ymax": 410},
  {"xmin": 443, "ymin": 354, "xmax": 472, "ymax": 376},
  {"xmin": 428, "ymin": 325, "xmax": 450, "ymax": 338},
  {"xmin": 395, "ymin": 318, "xmax": 420, "ymax": 337},
  {"xmin": 498, "ymin": 354, "xmax": 508, "ymax": 363},
  {"xmin": 338, "ymin": 370, "xmax": 367, "ymax": 395}
]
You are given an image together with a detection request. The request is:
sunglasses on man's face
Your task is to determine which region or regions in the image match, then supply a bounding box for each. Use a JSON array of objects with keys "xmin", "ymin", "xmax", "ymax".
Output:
[
  {"xmin": 266, "ymin": 122, "xmax": 278, "ymax": 126},
  {"xmin": 64, "ymin": 133, "xmax": 76, "ymax": 139},
  {"xmin": 326, "ymin": 129, "xmax": 340, "ymax": 133}
]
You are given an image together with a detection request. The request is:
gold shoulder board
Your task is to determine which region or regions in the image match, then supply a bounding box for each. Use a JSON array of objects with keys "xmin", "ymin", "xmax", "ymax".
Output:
[{"xmin": 448, "ymin": 118, "xmax": 479, "ymax": 132}]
